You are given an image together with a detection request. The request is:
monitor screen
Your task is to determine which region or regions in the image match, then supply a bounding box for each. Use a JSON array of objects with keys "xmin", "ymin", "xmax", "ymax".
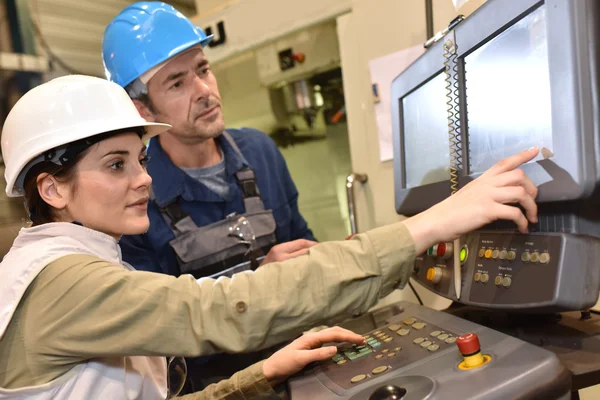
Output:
[
  {"xmin": 465, "ymin": 5, "xmax": 553, "ymax": 174},
  {"xmin": 402, "ymin": 73, "xmax": 450, "ymax": 188}
]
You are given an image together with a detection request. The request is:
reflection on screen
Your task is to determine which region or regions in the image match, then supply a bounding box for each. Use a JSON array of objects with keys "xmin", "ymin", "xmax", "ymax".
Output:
[
  {"xmin": 402, "ymin": 73, "xmax": 450, "ymax": 188},
  {"xmin": 466, "ymin": 5, "xmax": 552, "ymax": 174}
]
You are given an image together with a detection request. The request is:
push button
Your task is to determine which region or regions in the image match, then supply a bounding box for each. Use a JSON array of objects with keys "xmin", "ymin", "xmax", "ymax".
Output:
[
  {"xmin": 431, "ymin": 331, "xmax": 442, "ymax": 337},
  {"xmin": 521, "ymin": 252, "xmax": 531, "ymax": 262},
  {"xmin": 484, "ymin": 249, "xmax": 493, "ymax": 259},
  {"xmin": 507, "ymin": 251, "xmax": 516, "ymax": 261},
  {"xmin": 397, "ymin": 328, "xmax": 410, "ymax": 336},
  {"xmin": 426, "ymin": 267, "xmax": 443, "ymax": 284},
  {"xmin": 478, "ymin": 248, "xmax": 485, "ymax": 258},
  {"xmin": 420, "ymin": 340, "xmax": 432, "ymax": 348},
  {"xmin": 413, "ymin": 338, "xmax": 425, "ymax": 344},
  {"xmin": 388, "ymin": 324, "xmax": 401, "ymax": 331},
  {"xmin": 403, "ymin": 318, "xmax": 417, "ymax": 325},
  {"xmin": 499, "ymin": 250, "xmax": 507, "ymax": 260},
  {"xmin": 372, "ymin": 366, "xmax": 388, "ymax": 375},
  {"xmin": 530, "ymin": 252, "xmax": 540, "ymax": 263},
  {"xmin": 413, "ymin": 322, "xmax": 426, "ymax": 330},
  {"xmin": 428, "ymin": 344, "xmax": 440, "ymax": 352},
  {"xmin": 502, "ymin": 276, "xmax": 512, "ymax": 287},
  {"xmin": 474, "ymin": 272, "xmax": 481, "ymax": 282},
  {"xmin": 351, "ymin": 374, "xmax": 367, "ymax": 383},
  {"xmin": 480, "ymin": 274, "xmax": 489, "ymax": 284},
  {"xmin": 494, "ymin": 276, "xmax": 502, "ymax": 286},
  {"xmin": 540, "ymin": 252, "xmax": 550, "ymax": 264},
  {"xmin": 491, "ymin": 250, "xmax": 499, "ymax": 259},
  {"xmin": 437, "ymin": 333, "xmax": 449, "ymax": 341}
]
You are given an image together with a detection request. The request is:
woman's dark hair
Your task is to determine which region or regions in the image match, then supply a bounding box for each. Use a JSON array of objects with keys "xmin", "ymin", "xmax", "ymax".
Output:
[{"xmin": 22, "ymin": 152, "xmax": 88, "ymax": 226}]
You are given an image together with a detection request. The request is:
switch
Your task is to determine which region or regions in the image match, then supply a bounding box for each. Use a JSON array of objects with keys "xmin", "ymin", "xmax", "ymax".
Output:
[
  {"xmin": 456, "ymin": 333, "xmax": 490, "ymax": 369},
  {"xmin": 426, "ymin": 267, "xmax": 443, "ymax": 284}
]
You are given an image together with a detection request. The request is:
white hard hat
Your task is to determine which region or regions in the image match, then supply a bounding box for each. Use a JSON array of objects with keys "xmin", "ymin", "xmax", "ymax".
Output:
[{"xmin": 1, "ymin": 75, "xmax": 171, "ymax": 197}]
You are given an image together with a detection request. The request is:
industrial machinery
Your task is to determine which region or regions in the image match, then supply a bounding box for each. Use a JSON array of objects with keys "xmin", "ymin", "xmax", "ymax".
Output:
[{"xmin": 287, "ymin": 0, "xmax": 600, "ymax": 398}]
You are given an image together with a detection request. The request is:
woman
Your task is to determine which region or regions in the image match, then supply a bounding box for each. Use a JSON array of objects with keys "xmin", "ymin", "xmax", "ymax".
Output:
[{"xmin": 0, "ymin": 76, "xmax": 539, "ymax": 399}]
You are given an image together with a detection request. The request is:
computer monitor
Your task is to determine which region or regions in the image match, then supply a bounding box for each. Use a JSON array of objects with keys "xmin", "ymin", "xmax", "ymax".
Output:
[
  {"xmin": 391, "ymin": 0, "xmax": 600, "ymax": 312},
  {"xmin": 393, "ymin": 0, "xmax": 600, "ymax": 217}
]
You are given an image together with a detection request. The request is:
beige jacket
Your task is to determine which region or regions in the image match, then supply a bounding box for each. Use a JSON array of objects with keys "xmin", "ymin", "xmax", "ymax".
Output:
[{"xmin": 0, "ymin": 221, "xmax": 415, "ymax": 399}]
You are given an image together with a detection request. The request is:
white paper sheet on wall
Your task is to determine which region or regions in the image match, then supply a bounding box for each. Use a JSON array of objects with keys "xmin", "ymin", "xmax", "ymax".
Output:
[{"xmin": 368, "ymin": 45, "xmax": 425, "ymax": 162}]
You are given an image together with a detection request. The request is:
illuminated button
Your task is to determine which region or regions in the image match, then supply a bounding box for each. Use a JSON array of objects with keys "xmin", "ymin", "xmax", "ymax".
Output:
[
  {"xmin": 502, "ymin": 276, "xmax": 512, "ymax": 287},
  {"xmin": 484, "ymin": 249, "xmax": 493, "ymax": 259},
  {"xmin": 394, "ymin": 347, "xmax": 402, "ymax": 351},
  {"xmin": 420, "ymin": 340, "xmax": 432, "ymax": 348},
  {"xmin": 478, "ymin": 248, "xmax": 485, "ymax": 258},
  {"xmin": 507, "ymin": 251, "xmax": 516, "ymax": 261},
  {"xmin": 474, "ymin": 272, "xmax": 481, "ymax": 282},
  {"xmin": 521, "ymin": 252, "xmax": 531, "ymax": 262},
  {"xmin": 375, "ymin": 354, "xmax": 384, "ymax": 359},
  {"xmin": 492, "ymin": 250, "xmax": 499, "ymax": 259},
  {"xmin": 351, "ymin": 374, "xmax": 367, "ymax": 383},
  {"xmin": 426, "ymin": 267, "xmax": 443, "ymax": 284},
  {"xmin": 460, "ymin": 246, "xmax": 468, "ymax": 264},
  {"xmin": 494, "ymin": 276, "xmax": 502, "ymax": 286},
  {"xmin": 540, "ymin": 252, "xmax": 550, "ymax": 264},
  {"xmin": 382, "ymin": 349, "xmax": 389, "ymax": 353},
  {"xmin": 384, "ymin": 338, "xmax": 393, "ymax": 343},
  {"xmin": 437, "ymin": 333, "xmax": 449, "ymax": 341},
  {"xmin": 337, "ymin": 360, "xmax": 347, "ymax": 365},
  {"xmin": 413, "ymin": 338, "xmax": 425, "ymax": 344},
  {"xmin": 445, "ymin": 337, "xmax": 457, "ymax": 344},
  {"xmin": 388, "ymin": 324, "xmax": 401, "ymax": 331},
  {"xmin": 372, "ymin": 366, "xmax": 388, "ymax": 375},
  {"xmin": 431, "ymin": 330, "xmax": 442, "ymax": 337},
  {"xmin": 428, "ymin": 344, "xmax": 440, "ymax": 352},
  {"xmin": 530, "ymin": 252, "xmax": 540, "ymax": 263},
  {"xmin": 413, "ymin": 322, "xmax": 426, "ymax": 330},
  {"xmin": 480, "ymin": 274, "xmax": 489, "ymax": 284},
  {"xmin": 387, "ymin": 352, "xmax": 396, "ymax": 357},
  {"xmin": 403, "ymin": 318, "xmax": 417, "ymax": 325},
  {"xmin": 499, "ymin": 250, "xmax": 507, "ymax": 260},
  {"xmin": 397, "ymin": 328, "xmax": 410, "ymax": 336}
]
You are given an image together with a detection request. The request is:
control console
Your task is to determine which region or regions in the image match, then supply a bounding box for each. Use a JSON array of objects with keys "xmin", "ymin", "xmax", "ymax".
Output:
[
  {"xmin": 414, "ymin": 231, "xmax": 600, "ymax": 312},
  {"xmin": 287, "ymin": 302, "xmax": 571, "ymax": 399}
]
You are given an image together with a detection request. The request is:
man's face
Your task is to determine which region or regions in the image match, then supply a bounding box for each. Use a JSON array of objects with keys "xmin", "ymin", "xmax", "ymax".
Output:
[{"xmin": 145, "ymin": 48, "xmax": 225, "ymax": 143}]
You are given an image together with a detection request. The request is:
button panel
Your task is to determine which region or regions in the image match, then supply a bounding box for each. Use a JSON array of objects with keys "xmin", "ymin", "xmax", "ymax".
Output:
[{"xmin": 322, "ymin": 316, "xmax": 460, "ymax": 390}]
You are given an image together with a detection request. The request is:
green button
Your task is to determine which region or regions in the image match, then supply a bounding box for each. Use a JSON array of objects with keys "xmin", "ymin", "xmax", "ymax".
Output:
[
  {"xmin": 460, "ymin": 248, "xmax": 467, "ymax": 262},
  {"xmin": 347, "ymin": 351, "xmax": 371, "ymax": 360},
  {"xmin": 370, "ymin": 342, "xmax": 382, "ymax": 348},
  {"xmin": 427, "ymin": 247, "xmax": 434, "ymax": 255}
]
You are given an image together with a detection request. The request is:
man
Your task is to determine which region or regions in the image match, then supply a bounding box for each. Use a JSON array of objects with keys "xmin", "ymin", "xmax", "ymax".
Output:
[
  {"xmin": 102, "ymin": 1, "xmax": 318, "ymax": 392},
  {"xmin": 103, "ymin": 2, "xmax": 316, "ymax": 281}
]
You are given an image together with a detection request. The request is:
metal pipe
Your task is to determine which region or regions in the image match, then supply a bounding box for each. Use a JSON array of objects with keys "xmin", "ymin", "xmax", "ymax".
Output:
[
  {"xmin": 425, "ymin": 0, "xmax": 434, "ymax": 41},
  {"xmin": 346, "ymin": 173, "xmax": 368, "ymax": 235}
]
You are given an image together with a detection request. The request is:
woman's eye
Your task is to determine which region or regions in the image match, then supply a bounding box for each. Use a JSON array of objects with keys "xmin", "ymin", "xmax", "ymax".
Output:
[
  {"xmin": 110, "ymin": 160, "xmax": 124, "ymax": 171},
  {"xmin": 140, "ymin": 155, "xmax": 150, "ymax": 167}
]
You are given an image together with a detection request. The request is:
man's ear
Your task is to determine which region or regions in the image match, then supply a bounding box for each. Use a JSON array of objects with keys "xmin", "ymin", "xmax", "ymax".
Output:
[
  {"xmin": 133, "ymin": 99, "xmax": 156, "ymax": 122},
  {"xmin": 37, "ymin": 173, "xmax": 68, "ymax": 211}
]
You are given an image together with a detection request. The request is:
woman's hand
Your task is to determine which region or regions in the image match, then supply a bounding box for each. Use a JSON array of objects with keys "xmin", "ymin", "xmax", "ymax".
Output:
[
  {"xmin": 262, "ymin": 326, "xmax": 365, "ymax": 386},
  {"xmin": 403, "ymin": 147, "xmax": 540, "ymax": 254}
]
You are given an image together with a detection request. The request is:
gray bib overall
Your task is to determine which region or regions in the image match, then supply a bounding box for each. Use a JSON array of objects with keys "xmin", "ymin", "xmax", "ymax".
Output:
[{"xmin": 151, "ymin": 132, "xmax": 278, "ymax": 279}]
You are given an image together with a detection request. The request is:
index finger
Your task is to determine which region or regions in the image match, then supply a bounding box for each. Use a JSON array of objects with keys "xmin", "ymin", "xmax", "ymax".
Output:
[
  {"xmin": 482, "ymin": 147, "xmax": 539, "ymax": 177},
  {"xmin": 298, "ymin": 327, "xmax": 365, "ymax": 350},
  {"xmin": 278, "ymin": 239, "xmax": 318, "ymax": 253}
]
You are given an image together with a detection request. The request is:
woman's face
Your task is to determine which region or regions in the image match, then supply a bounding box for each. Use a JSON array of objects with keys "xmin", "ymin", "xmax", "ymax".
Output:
[{"xmin": 60, "ymin": 132, "xmax": 152, "ymax": 238}]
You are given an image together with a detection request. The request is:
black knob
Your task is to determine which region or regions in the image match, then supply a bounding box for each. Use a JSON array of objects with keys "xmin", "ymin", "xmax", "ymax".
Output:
[{"xmin": 369, "ymin": 385, "xmax": 408, "ymax": 400}]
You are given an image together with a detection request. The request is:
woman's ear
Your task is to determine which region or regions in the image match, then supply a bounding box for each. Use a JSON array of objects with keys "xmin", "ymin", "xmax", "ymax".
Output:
[{"xmin": 36, "ymin": 173, "xmax": 68, "ymax": 211}]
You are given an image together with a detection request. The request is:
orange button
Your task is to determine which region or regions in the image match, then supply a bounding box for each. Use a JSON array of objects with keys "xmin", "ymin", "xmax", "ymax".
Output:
[
  {"xmin": 426, "ymin": 268, "xmax": 435, "ymax": 281},
  {"xmin": 484, "ymin": 249, "xmax": 493, "ymax": 259}
]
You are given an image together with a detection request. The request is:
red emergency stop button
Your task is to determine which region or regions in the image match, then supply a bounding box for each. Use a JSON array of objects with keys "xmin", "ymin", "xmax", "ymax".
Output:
[{"xmin": 456, "ymin": 333, "xmax": 480, "ymax": 356}]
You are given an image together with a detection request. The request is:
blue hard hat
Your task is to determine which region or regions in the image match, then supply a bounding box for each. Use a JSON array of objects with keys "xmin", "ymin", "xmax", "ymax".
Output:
[{"xmin": 102, "ymin": 2, "xmax": 213, "ymax": 88}]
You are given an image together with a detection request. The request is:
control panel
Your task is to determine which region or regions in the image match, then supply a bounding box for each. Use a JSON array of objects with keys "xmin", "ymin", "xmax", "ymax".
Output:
[
  {"xmin": 413, "ymin": 231, "xmax": 600, "ymax": 312},
  {"xmin": 287, "ymin": 302, "xmax": 570, "ymax": 399}
]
